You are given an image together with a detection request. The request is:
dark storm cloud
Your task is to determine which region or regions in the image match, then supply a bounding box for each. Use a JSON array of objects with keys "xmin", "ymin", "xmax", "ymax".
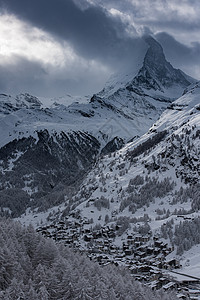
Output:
[
  {"xmin": 0, "ymin": 0, "xmax": 199, "ymax": 97},
  {"xmin": 0, "ymin": 55, "xmax": 111, "ymax": 97},
  {"xmin": 91, "ymin": 0, "xmax": 200, "ymax": 79},
  {"xmin": 155, "ymin": 33, "xmax": 200, "ymax": 64},
  {"xmin": 155, "ymin": 32, "xmax": 200, "ymax": 79},
  {"xmin": 0, "ymin": 0, "xmax": 142, "ymax": 68},
  {"xmin": 94, "ymin": 0, "xmax": 200, "ymax": 34},
  {"xmin": 0, "ymin": 56, "xmax": 51, "ymax": 96},
  {"xmin": 3, "ymin": 0, "xmax": 198, "ymax": 73}
]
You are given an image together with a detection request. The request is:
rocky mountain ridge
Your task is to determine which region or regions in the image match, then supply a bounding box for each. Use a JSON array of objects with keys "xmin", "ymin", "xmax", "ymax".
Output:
[{"xmin": 0, "ymin": 36, "xmax": 196, "ymax": 217}]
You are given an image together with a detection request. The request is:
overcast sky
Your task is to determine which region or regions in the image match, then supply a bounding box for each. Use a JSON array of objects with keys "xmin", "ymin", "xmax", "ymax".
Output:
[{"xmin": 0, "ymin": 0, "xmax": 199, "ymax": 97}]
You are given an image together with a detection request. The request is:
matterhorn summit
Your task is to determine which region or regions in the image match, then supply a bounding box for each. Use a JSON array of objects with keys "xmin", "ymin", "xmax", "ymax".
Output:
[{"xmin": 99, "ymin": 36, "xmax": 195, "ymax": 101}]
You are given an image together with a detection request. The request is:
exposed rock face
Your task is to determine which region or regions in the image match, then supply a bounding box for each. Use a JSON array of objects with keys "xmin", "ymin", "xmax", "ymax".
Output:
[
  {"xmin": 101, "ymin": 137, "xmax": 125, "ymax": 156},
  {"xmin": 0, "ymin": 130, "xmax": 100, "ymax": 215},
  {"xmin": 128, "ymin": 36, "xmax": 191, "ymax": 96}
]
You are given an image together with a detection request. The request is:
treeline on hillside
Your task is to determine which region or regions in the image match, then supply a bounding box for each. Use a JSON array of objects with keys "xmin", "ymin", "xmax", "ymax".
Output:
[
  {"xmin": 127, "ymin": 130, "xmax": 167, "ymax": 161},
  {"xmin": 0, "ymin": 182, "xmax": 78, "ymax": 218},
  {"xmin": 171, "ymin": 184, "xmax": 200, "ymax": 211},
  {"xmin": 0, "ymin": 218, "xmax": 178, "ymax": 300},
  {"xmin": 161, "ymin": 216, "xmax": 200, "ymax": 255},
  {"xmin": 119, "ymin": 175, "xmax": 175, "ymax": 212},
  {"xmin": 174, "ymin": 217, "xmax": 200, "ymax": 255}
]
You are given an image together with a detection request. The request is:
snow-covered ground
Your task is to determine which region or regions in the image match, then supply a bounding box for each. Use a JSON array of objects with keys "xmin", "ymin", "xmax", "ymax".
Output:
[{"xmin": 18, "ymin": 81, "xmax": 200, "ymax": 240}]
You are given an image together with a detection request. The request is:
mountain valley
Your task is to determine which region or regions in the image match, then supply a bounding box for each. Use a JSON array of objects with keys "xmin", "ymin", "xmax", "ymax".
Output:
[{"xmin": 0, "ymin": 36, "xmax": 200, "ymax": 299}]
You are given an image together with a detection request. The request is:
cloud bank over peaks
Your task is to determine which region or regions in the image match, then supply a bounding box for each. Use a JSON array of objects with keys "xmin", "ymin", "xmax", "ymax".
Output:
[
  {"xmin": 0, "ymin": 0, "xmax": 199, "ymax": 96},
  {"xmin": 0, "ymin": 0, "xmax": 143, "ymax": 67}
]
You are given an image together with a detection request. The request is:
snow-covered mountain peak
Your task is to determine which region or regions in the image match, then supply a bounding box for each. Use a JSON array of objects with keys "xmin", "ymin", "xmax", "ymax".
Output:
[
  {"xmin": 0, "ymin": 37, "xmax": 195, "ymax": 149},
  {"xmin": 0, "ymin": 93, "xmax": 42, "ymax": 114},
  {"xmin": 129, "ymin": 37, "xmax": 193, "ymax": 99},
  {"xmin": 1, "ymin": 39, "xmax": 199, "ymax": 220},
  {"xmin": 40, "ymin": 94, "xmax": 91, "ymax": 109},
  {"xmin": 99, "ymin": 36, "xmax": 195, "ymax": 102}
]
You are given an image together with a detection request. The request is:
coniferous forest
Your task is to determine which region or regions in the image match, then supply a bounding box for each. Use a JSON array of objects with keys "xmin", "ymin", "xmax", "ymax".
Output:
[{"xmin": 0, "ymin": 218, "xmax": 178, "ymax": 300}]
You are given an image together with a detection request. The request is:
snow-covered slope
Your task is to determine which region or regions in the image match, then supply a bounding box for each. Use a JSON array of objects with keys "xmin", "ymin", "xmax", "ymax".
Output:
[
  {"xmin": 0, "ymin": 36, "xmax": 196, "ymax": 219},
  {"xmin": 0, "ymin": 37, "xmax": 194, "ymax": 149},
  {"xmin": 26, "ymin": 81, "xmax": 200, "ymax": 247},
  {"xmin": 75, "ymin": 80, "xmax": 200, "ymax": 218},
  {"xmin": 17, "ymin": 82, "xmax": 200, "ymax": 299},
  {"xmin": 0, "ymin": 92, "xmax": 162, "ymax": 149},
  {"xmin": 19, "ymin": 82, "xmax": 200, "ymax": 236}
]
